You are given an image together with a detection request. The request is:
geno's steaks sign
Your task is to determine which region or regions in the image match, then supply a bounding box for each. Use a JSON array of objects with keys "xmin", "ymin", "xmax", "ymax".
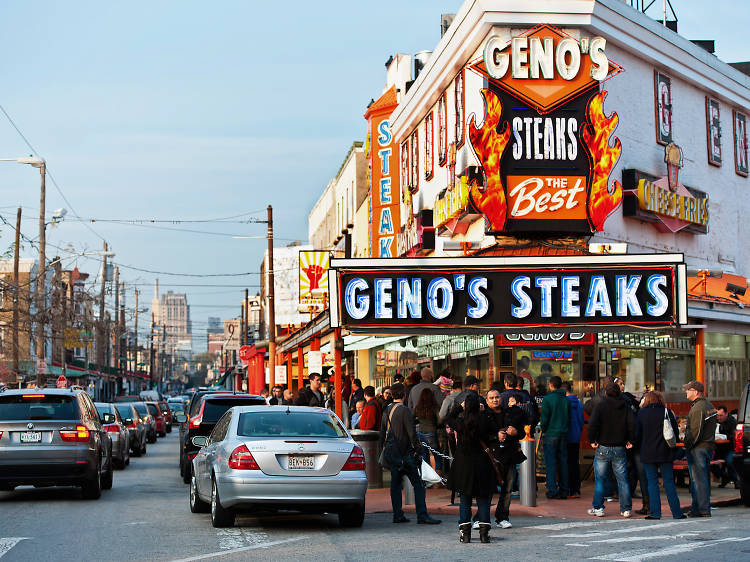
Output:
[{"xmin": 329, "ymin": 255, "xmax": 687, "ymax": 333}]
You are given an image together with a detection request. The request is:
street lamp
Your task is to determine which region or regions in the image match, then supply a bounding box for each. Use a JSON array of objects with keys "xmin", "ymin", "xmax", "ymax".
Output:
[{"xmin": 0, "ymin": 156, "xmax": 46, "ymax": 385}]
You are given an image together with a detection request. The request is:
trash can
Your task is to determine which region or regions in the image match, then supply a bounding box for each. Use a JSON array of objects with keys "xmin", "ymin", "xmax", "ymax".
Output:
[{"xmin": 350, "ymin": 429, "xmax": 383, "ymax": 488}]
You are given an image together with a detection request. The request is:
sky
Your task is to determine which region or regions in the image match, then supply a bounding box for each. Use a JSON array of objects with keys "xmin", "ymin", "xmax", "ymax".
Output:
[{"xmin": 0, "ymin": 0, "xmax": 746, "ymax": 352}]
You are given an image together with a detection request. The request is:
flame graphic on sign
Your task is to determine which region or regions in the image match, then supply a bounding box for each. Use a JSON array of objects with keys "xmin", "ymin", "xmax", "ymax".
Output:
[
  {"xmin": 468, "ymin": 89, "xmax": 512, "ymax": 232},
  {"xmin": 581, "ymin": 91, "xmax": 623, "ymax": 231}
]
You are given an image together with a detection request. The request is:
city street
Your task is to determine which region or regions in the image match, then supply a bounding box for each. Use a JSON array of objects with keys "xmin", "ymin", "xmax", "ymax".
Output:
[{"xmin": 0, "ymin": 432, "xmax": 748, "ymax": 562}]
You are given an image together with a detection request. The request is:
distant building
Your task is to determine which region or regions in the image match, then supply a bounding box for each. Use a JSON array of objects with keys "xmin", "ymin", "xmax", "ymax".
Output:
[
  {"xmin": 152, "ymin": 279, "xmax": 192, "ymax": 357},
  {"xmin": 207, "ymin": 316, "xmax": 223, "ymax": 334}
]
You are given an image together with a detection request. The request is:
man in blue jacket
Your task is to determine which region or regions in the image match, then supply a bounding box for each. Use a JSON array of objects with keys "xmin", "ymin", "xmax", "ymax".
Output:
[{"xmin": 563, "ymin": 381, "xmax": 584, "ymax": 498}]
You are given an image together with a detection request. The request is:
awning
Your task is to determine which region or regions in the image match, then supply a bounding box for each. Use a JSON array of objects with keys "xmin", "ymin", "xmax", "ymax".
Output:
[
  {"xmin": 687, "ymin": 272, "xmax": 749, "ymax": 307},
  {"xmin": 343, "ymin": 335, "xmax": 405, "ymax": 351}
]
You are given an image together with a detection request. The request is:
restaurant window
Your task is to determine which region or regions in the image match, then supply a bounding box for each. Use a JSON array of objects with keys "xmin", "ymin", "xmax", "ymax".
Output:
[
  {"xmin": 400, "ymin": 140, "xmax": 409, "ymax": 192},
  {"xmin": 438, "ymin": 93, "xmax": 447, "ymax": 165},
  {"xmin": 657, "ymin": 351, "xmax": 695, "ymax": 403},
  {"xmin": 706, "ymin": 97, "xmax": 722, "ymax": 166},
  {"xmin": 733, "ymin": 110, "xmax": 749, "ymax": 177},
  {"xmin": 654, "ymin": 71, "xmax": 672, "ymax": 145},
  {"xmin": 609, "ymin": 348, "xmax": 655, "ymax": 395},
  {"xmin": 424, "ymin": 112, "xmax": 434, "ymax": 180},
  {"xmin": 516, "ymin": 348, "xmax": 581, "ymax": 396},
  {"xmin": 454, "ymin": 70, "xmax": 465, "ymax": 147},
  {"xmin": 410, "ymin": 130, "xmax": 419, "ymax": 191}
]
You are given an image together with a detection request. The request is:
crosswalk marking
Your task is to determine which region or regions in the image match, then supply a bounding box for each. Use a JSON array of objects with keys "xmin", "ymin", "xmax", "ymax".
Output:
[
  {"xmin": 0, "ymin": 538, "xmax": 28, "ymax": 559},
  {"xmin": 589, "ymin": 536, "xmax": 750, "ymax": 561},
  {"xmin": 524, "ymin": 520, "xmax": 638, "ymax": 531},
  {"xmin": 549, "ymin": 519, "xmax": 708, "ymax": 538}
]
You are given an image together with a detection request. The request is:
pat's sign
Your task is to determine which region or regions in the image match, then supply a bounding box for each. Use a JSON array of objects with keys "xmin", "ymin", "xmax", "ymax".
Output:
[
  {"xmin": 467, "ymin": 24, "xmax": 624, "ymax": 234},
  {"xmin": 328, "ymin": 255, "xmax": 687, "ymax": 334}
]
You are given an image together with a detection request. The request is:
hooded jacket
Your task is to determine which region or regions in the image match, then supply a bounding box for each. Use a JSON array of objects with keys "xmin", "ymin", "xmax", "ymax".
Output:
[
  {"xmin": 588, "ymin": 395, "xmax": 635, "ymax": 447},
  {"xmin": 566, "ymin": 394, "xmax": 584, "ymax": 444},
  {"xmin": 685, "ymin": 396, "xmax": 716, "ymax": 450},
  {"xmin": 540, "ymin": 388, "xmax": 570, "ymax": 437}
]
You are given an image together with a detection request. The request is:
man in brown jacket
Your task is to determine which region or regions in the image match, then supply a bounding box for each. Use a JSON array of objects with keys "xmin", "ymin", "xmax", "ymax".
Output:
[{"xmin": 683, "ymin": 381, "xmax": 716, "ymax": 517}]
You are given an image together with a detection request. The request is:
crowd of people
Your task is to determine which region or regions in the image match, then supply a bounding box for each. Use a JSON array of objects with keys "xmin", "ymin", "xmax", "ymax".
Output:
[{"xmin": 266, "ymin": 366, "xmax": 736, "ymax": 544}]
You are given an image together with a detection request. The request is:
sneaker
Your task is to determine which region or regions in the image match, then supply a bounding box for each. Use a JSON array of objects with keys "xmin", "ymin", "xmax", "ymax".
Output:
[
  {"xmin": 588, "ymin": 507, "xmax": 605, "ymax": 517},
  {"xmin": 497, "ymin": 520, "xmax": 512, "ymax": 529},
  {"xmin": 621, "ymin": 510, "xmax": 632, "ymax": 518},
  {"xmin": 472, "ymin": 521, "xmax": 480, "ymax": 529}
]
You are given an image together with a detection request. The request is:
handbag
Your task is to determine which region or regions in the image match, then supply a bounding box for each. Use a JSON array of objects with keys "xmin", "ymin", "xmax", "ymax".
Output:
[
  {"xmin": 480, "ymin": 439, "xmax": 505, "ymax": 487},
  {"xmin": 420, "ymin": 459, "xmax": 442, "ymax": 485},
  {"xmin": 378, "ymin": 403, "xmax": 401, "ymax": 468},
  {"xmin": 663, "ymin": 407, "xmax": 676, "ymax": 448}
]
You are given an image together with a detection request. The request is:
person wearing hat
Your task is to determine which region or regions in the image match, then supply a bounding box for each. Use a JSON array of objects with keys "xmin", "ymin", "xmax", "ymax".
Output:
[{"xmin": 683, "ymin": 380, "xmax": 717, "ymax": 517}]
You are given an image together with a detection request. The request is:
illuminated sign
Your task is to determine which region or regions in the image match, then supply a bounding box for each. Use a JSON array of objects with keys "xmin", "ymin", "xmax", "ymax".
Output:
[
  {"xmin": 497, "ymin": 333, "xmax": 594, "ymax": 346},
  {"xmin": 435, "ymin": 176, "xmax": 470, "ymax": 227},
  {"xmin": 396, "ymin": 209, "xmax": 435, "ymax": 257},
  {"xmin": 329, "ymin": 255, "xmax": 687, "ymax": 333},
  {"xmin": 532, "ymin": 350, "xmax": 572, "ymax": 360},
  {"xmin": 636, "ymin": 179, "xmax": 708, "ymax": 226},
  {"xmin": 466, "ymin": 24, "xmax": 624, "ymax": 235}
]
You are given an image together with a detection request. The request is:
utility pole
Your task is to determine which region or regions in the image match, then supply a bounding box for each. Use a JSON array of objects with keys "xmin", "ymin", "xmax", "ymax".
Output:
[
  {"xmin": 35, "ymin": 162, "xmax": 46, "ymax": 388},
  {"xmin": 114, "ymin": 267, "xmax": 120, "ymax": 372},
  {"xmin": 12, "ymin": 207, "xmax": 21, "ymax": 381},
  {"xmin": 119, "ymin": 281, "xmax": 125, "ymax": 376},
  {"xmin": 149, "ymin": 320, "xmax": 155, "ymax": 386},
  {"xmin": 267, "ymin": 205, "xmax": 276, "ymax": 388},
  {"xmin": 134, "ymin": 289, "xmax": 139, "ymax": 375},
  {"xmin": 97, "ymin": 241, "xmax": 108, "ymax": 367},
  {"xmin": 244, "ymin": 288, "xmax": 249, "ymax": 345},
  {"xmin": 60, "ymin": 279, "xmax": 67, "ymax": 378}
]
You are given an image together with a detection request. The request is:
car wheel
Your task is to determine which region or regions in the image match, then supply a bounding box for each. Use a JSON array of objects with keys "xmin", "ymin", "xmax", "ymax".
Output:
[
  {"xmin": 338, "ymin": 503, "xmax": 365, "ymax": 527},
  {"xmin": 159, "ymin": 431, "xmax": 166, "ymax": 438},
  {"xmin": 102, "ymin": 454, "xmax": 114, "ymax": 490},
  {"xmin": 211, "ymin": 477, "xmax": 235, "ymax": 528},
  {"xmin": 742, "ymin": 478, "xmax": 750, "ymax": 507},
  {"xmin": 190, "ymin": 475, "xmax": 210, "ymax": 513},
  {"xmin": 166, "ymin": 425, "xmax": 172, "ymax": 434},
  {"xmin": 114, "ymin": 456, "xmax": 126, "ymax": 470},
  {"xmin": 141, "ymin": 438, "xmax": 147, "ymax": 455},
  {"xmin": 148, "ymin": 431, "xmax": 157, "ymax": 444},
  {"xmin": 183, "ymin": 463, "xmax": 192, "ymax": 484},
  {"xmin": 81, "ymin": 458, "xmax": 102, "ymax": 500}
]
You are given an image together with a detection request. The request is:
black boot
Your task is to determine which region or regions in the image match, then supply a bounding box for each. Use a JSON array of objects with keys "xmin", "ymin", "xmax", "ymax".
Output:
[
  {"xmin": 478, "ymin": 523, "xmax": 491, "ymax": 543},
  {"xmin": 459, "ymin": 522, "xmax": 471, "ymax": 543}
]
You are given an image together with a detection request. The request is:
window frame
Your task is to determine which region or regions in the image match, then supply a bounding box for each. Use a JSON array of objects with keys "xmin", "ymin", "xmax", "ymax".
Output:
[
  {"xmin": 401, "ymin": 139, "xmax": 409, "ymax": 192},
  {"xmin": 706, "ymin": 96, "xmax": 722, "ymax": 167},
  {"xmin": 410, "ymin": 130, "xmax": 419, "ymax": 191},
  {"xmin": 454, "ymin": 69, "xmax": 465, "ymax": 148},
  {"xmin": 654, "ymin": 70, "xmax": 672, "ymax": 146},
  {"xmin": 438, "ymin": 93, "xmax": 447, "ymax": 166},
  {"xmin": 424, "ymin": 111, "xmax": 434, "ymax": 180},
  {"xmin": 733, "ymin": 109, "xmax": 748, "ymax": 177}
]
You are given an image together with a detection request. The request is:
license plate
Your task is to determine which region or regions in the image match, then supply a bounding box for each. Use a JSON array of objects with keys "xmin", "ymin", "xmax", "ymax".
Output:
[
  {"xmin": 20, "ymin": 431, "xmax": 42, "ymax": 443},
  {"xmin": 287, "ymin": 455, "xmax": 314, "ymax": 470}
]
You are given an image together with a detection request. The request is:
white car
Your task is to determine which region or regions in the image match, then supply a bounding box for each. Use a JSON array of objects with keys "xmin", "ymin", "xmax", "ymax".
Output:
[{"xmin": 189, "ymin": 405, "xmax": 368, "ymax": 528}]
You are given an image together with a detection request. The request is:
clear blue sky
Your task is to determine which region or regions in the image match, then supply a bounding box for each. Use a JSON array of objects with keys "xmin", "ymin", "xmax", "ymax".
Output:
[{"xmin": 0, "ymin": 1, "xmax": 745, "ymax": 350}]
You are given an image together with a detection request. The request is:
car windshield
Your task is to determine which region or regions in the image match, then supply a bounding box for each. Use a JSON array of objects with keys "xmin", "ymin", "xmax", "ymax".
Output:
[
  {"xmin": 115, "ymin": 406, "xmax": 133, "ymax": 420},
  {"xmin": 0, "ymin": 395, "xmax": 78, "ymax": 421},
  {"xmin": 237, "ymin": 411, "xmax": 348, "ymax": 438},
  {"xmin": 133, "ymin": 403, "xmax": 148, "ymax": 415},
  {"xmin": 147, "ymin": 404, "xmax": 159, "ymax": 416},
  {"xmin": 168, "ymin": 402, "xmax": 185, "ymax": 413},
  {"xmin": 203, "ymin": 399, "xmax": 266, "ymax": 424}
]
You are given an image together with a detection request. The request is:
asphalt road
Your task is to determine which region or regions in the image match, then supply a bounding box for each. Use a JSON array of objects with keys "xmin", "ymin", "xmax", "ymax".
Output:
[{"xmin": 1, "ymin": 432, "xmax": 749, "ymax": 561}]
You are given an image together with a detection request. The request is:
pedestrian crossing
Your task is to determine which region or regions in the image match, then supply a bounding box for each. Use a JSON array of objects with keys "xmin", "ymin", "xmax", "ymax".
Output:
[{"xmin": 0, "ymin": 538, "xmax": 27, "ymax": 559}]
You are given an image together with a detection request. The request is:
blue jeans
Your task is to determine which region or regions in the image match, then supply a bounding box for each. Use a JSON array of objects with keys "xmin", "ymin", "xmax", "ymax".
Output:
[
  {"xmin": 592, "ymin": 446, "xmax": 631, "ymax": 512},
  {"xmin": 390, "ymin": 455, "xmax": 428, "ymax": 521},
  {"xmin": 418, "ymin": 431, "xmax": 443, "ymax": 472},
  {"xmin": 687, "ymin": 446, "xmax": 712, "ymax": 515},
  {"xmin": 543, "ymin": 435, "xmax": 569, "ymax": 496},
  {"xmin": 459, "ymin": 493, "xmax": 491, "ymax": 524},
  {"xmin": 643, "ymin": 462, "xmax": 683, "ymax": 519}
]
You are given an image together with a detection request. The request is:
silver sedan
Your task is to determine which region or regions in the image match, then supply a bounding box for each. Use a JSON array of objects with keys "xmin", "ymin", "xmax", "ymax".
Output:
[{"xmin": 189, "ymin": 405, "xmax": 368, "ymax": 528}]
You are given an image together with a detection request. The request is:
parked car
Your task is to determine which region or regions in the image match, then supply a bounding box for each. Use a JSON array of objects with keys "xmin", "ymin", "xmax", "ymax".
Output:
[
  {"xmin": 115, "ymin": 403, "xmax": 147, "ymax": 457},
  {"xmin": 0, "ymin": 388, "xmax": 113, "ymax": 498},
  {"xmin": 180, "ymin": 393, "xmax": 266, "ymax": 483},
  {"xmin": 733, "ymin": 382, "xmax": 750, "ymax": 507},
  {"xmin": 179, "ymin": 390, "xmax": 230, "ymax": 478},
  {"xmin": 114, "ymin": 395, "xmax": 141, "ymax": 403},
  {"xmin": 189, "ymin": 405, "xmax": 367, "ymax": 528},
  {"xmin": 158, "ymin": 400, "xmax": 173, "ymax": 433},
  {"xmin": 145, "ymin": 402, "xmax": 166, "ymax": 438},
  {"xmin": 95, "ymin": 402, "xmax": 130, "ymax": 469},
  {"xmin": 132, "ymin": 402, "xmax": 157, "ymax": 443}
]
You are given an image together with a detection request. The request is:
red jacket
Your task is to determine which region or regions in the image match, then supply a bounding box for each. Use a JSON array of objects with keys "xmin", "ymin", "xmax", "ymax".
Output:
[{"xmin": 359, "ymin": 398, "xmax": 382, "ymax": 431}]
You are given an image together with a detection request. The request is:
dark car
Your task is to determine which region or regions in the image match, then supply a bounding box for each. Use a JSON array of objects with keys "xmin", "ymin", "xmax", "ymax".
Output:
[
  {"xmin": 95, "ymin": 402, "xmax": 130, "ymax": 469},
  {"xmin": 0, "ymin": 388, "xmax": 113, "ymax": 498},
  {"xmin": 180, "ymin": 393, "xmax": 266, "ymax": 483},
  {"xmin": 179, "ymin": 390, "xmax": 229, "ymax": 477},
  {"xmin": 733, "ymin": 382, "xmax": 750, "ymax": 506},
  {"xmin": 115, "ymin": 403, "xmax": 147, "ymax": 457},
  {"xmin": 133, "ymin": 402, "xmax": 157, "ymax": 443}
]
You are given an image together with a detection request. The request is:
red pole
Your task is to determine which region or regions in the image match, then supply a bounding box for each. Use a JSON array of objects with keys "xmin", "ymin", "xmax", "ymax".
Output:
[
  {"xmin": 297, "ymin": 346, "xmax": 303, "ymax": 391},
  {"xmin": 334, "ymin": 329, "xmax": 342, "ymax": 420},
  {"xmin": 287, "ymin": 352, "xmax": 293, "ymax": 392}
]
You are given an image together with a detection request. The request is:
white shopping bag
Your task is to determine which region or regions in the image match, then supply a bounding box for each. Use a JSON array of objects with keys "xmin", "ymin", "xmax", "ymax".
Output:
[{"xmin": 420, "ymin": 459, "xmax": 442, "ymax": 485}]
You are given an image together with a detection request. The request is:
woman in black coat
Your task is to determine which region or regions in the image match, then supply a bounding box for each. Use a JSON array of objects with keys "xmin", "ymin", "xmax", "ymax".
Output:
[
  {"xmin": 635, "ymin": 391, "xmax": 685, "ymax": 520},
  {"xmin": 445, "ymin": 394, "xmax": 501, "ymax": 543}
]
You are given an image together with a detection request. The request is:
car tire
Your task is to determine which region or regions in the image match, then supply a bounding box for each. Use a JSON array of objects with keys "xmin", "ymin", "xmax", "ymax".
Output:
[
  {"xmin": 166, "ymin": 425, "xmax": 172, "ymax": 434},
  {"xmin": 183, "ymin": 463, "xmax": 192, "ymax": 484},
  {"xmin": 102, "ymin": 455, "xmax": 114, "ymax": 490},
  {"xmin": 211, "ymin": 477, "xmax": 235, "ymax": 528},
  {"xmin": 338, "ymin": 503, "xmax": 365, "ymax": 528},
  {"xmin": 190, "ymin": 475, "xmax": 210, "ymax": 513},
  {"xmin": 114, "ymin": 456, "xmax": 126, "ymax": 470},
  {"xmin": 81, "ymin": 459, "xmax": 102, "ymax": 500},
  {"xmin": 148, "ymin": 431, "xmax": 157, "ymax": 444},
  {"xmin": 742, "ymin": 478, "xmax": 750, "ymax": 507},
  {"xmin": 141, "ymin": 438, "xmax": 147, "ymax": 456},
  {"xmin": 159, "ymin": 431, "xmax": 166, "ymax": 438}
]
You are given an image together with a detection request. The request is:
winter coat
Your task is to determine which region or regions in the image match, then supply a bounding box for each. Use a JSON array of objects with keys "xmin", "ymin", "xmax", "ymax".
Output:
[
  {"xmin": 445, "ymin": 405, "xmax": 498, "ymax": 498},
  {"xmin": 294, "ymin": 386, "xmax": 324, "ymax": 408},
  {"xmin": 635, "ymin": 404, "xmax": 679, "ymax": 464},
  {"xmin": 566, "ymin": 395, "xmax": 584, "ymax": 444},
  {"xmin": 685, "ymin": 396, "xmax": 716, "ymax": 451},
  {"xmin": 588, "ymin": 396, "xmax": 635, "ymax": 447},
  {"xmin": 540, "ymin": 389, "xmax": 570, "ymax": 437}
]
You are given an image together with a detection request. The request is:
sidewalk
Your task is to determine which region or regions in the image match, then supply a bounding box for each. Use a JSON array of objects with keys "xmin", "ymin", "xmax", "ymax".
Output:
[{"xmin": 365, "ymin": 479, "xmax": 740, "ymax": 519}]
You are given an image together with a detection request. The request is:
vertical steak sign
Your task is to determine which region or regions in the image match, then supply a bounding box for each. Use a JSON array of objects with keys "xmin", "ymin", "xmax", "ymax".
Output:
[{"xmin": 467, "ymin": 24, "xmax": 624, "ymax": 234}]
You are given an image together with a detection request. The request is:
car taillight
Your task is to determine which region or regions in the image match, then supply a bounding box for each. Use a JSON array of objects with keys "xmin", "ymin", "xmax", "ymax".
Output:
[
  {"xmin": 736, "ymin": 424, "xmax": 744, "ymax": 454},
  {"xmin": 341, "ymin": 445, "xmax": 366, "ymax": 471},
  {"xmin": 187, "ymin": 452, "xmax": 198, "ymax": 461},
  {"xmin": 189, "ymin": 415, "xmax": 202, "ymax": 429},
  {"xmin": 228, "ymin": 444, "xmax": 259, "ymax": 470},
  {"xmin": 60, "ymin": 425, "xmax": 90, "ymax": 442},
  {"xmin": 127, "ymin": 422, "xmax": 137, "ymax": 429},
  {"xmin": 105, "ymin": 424, "xmax": 120, "ymax": 433}
]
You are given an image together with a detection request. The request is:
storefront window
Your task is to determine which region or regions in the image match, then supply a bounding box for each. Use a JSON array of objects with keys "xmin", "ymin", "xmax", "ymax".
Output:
[
  {"xmin": 658, "ymin": 351, "xmax": 695, "ymax": 402},
  {"xmin": 610, "ymin": 348, "xmax": 654, "ymax": 395},
  {"xmin": 516, "ymin": 349, "xmax": 580, "ymax": 396}
]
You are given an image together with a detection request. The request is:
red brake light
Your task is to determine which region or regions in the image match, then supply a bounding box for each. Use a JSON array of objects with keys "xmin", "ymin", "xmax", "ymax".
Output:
[
  {"xmin": 342, "ymin": 445, "xmax": 366, "ymax": 471},
  {"xmin": 22, "ymin": 394, "xmax": 45, "ymax": 399},
  {"xmin": 60, "ymin": 425, "xmax": 90, "ymax": 442},
  {"xmin": 189, "ymin": 401, "xmax": 205, "ymax": 429},
  {"xmin": 105, "ymin": 424, "xmax": 120, "ymax": 433},
  {"xmin": 736, "ymin": 424, "xmax": 744, "ymax": 454},
  {"xmin": 187, "ymin": 452, "xmax": 198, "ymax": 461},
  {"xmin": 228, "ymin": 444, "xmax": 259, "ymax": 470}
]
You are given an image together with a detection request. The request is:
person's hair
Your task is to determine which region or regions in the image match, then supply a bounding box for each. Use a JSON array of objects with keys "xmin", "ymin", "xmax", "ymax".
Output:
[
  {"xmin": 408, "ymin": 371, "xmax": 421, "ymax": 385},
  {"xmin": 604, "ymin": 382, "xmax": 620, "ymax": 398},
  {"xmin": 353, "ymin": 378, "xmax": 362, "ymax": 388},
  {"xmin": 457, "ymin": 393, "xmax": 481, "ymax": 443},
  {"xmin": 421, "ymin": 367, "xmax": 434, "ymax": 381},
  {"xmin": 717, "ymin": 405, "xmax": 728, "ymax": 413},
  {"xmin": 561, "ymin": 381, "xmax": 572, "ymax": 393},
  {"xmin": 601, "ymin": 376, "xmax": 614, "ymax": 388},
  {"xmin": 363, "ymin": 385, "xmax": 375, "ymax": 398},
  {"xmin": 641, "ymin": 390, "xmax": 665, "ymax": 407},
  {"xmin": 452, "ymin": 379, "xmax": 463, "ymax": 390},
  {"xmin": 516, "ymin": 377, "xmax": 524, "ymax": 390},
  {"xmin": 309, "ymin": 373, "xmax": 321, "ymax": 382},
  {"xmin": 393, "ymin": 373, "xmax": 404, "ymax": 383},
  {"xmin": 541, "ymin": 363, "xmax": 553, "ymax": 373},
  {"xmin": 549, "ymin": 375, "xmax": 562, "ymax": 389},
  {"xmin": 487, "ymin": 388, "xmax": 501, "ymax": 399},
  {"xmin": 440, "ymin": 368, "xmax": 452, "ymax": 380},
  {"xmin": 490, "ymin": 380, "xmax": 504, "ymax": 393},
  {"xmin": 272, "ymin": 385, "xmax": 282, "ymax": 391},
  {"xmin": 390, "ymin": 383, "xmax": 405, "ymax": 400},
  {"xmin": 504, "ymin": 373, "xmax": 517, "ymax": 388},
  {"xmin": 383, "ymin": 385, "xmax": 391, "ymax": 394},
  {"xmin": 414, "ymin": 388, "xmax": 437, "ymax": 420}
]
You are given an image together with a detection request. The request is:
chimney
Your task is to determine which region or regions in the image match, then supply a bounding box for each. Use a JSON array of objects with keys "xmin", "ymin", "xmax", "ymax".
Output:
[{"xmin": 690, "ymin": 40, "xmax": 715, "ymax": 54}]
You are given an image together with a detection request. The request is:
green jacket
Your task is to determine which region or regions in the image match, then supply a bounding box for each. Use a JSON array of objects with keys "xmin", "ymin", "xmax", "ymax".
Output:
[
  {"xmin": 685, "ymin": 396, "xmax": 716, "ymax": 450},
  {"xmin": 541, "ymin": 388, "xmax": 570, "ymax": 437}
]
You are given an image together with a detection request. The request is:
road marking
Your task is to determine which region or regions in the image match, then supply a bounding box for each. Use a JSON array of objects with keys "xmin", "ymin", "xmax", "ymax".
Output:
[
  {"xmin": 0, "ymin": 538, "xmax": 29, "ymax": 559},
  {"xmin": 171, "ymin": 536, "xmax": 308, "ymax": 562},
  {"xmin": 525, "ymin": 520, "xmax": 638, "ymax": 531},
  {"xmin": 565, "ymin": 543, "xmax": 591, "ymax": 547},
  {"xmin": 588, "ymin": 532, "xmax": 700, "ymax": 544},
  {"xmin": 550, "ymin": 519, "xmax": 707, "ymax": 538},
  {"xmin": 589, "ymin": 536, "xmax": 750, "ymax": 561}
]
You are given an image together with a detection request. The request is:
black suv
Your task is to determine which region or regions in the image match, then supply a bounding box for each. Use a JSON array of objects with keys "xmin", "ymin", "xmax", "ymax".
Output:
[
  {"xmin": 0, "ymin": 388, "xmax": 113, "ymax": 498},
  {"xmin": 180, "ymin": 393, "xmax": 266, "ymax": 483},
  {"xmin": 733, "ymin": 382, "xmax": 750, "ymax": 506}
]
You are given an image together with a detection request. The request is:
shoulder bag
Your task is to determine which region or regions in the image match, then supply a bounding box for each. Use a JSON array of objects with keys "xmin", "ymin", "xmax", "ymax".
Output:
[
  {"xmin": 480, "ymin": 439, "xmax": 505, "ymax": 487},
  {"xmin": 663, "ymin": 407, "xmax": 676, "ymax": 448},
  {"xmin": 378, "ymin": 403, "xmax": 401, "ymax": 469}
]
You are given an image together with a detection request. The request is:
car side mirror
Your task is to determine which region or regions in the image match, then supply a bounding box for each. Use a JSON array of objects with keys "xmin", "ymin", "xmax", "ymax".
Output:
[
  {"xmin": 191, "ymin": 436, "xmax": 209, "ymax": 448},
  {"xmin": 175, "ymin": 413, "xmax": 188, "ymax": 423},
  {"xmin": 102, "ymin": 413, "xmax": 116, "ymax": 424}
]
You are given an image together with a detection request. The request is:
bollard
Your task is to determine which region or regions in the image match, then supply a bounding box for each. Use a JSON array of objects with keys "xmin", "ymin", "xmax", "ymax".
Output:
[
  {"xmin": 403, "ymin": 475, "xmax": 415, "ymax": 505},
  {"xmin": 520, "ymin": 424, "xmax": 537, "ymax": 507}
]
